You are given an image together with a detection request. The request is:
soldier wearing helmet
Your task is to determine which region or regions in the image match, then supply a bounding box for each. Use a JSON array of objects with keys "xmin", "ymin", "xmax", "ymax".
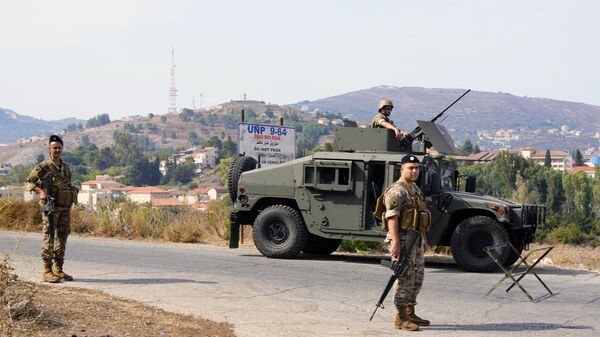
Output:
[{"xmin": 371, "ymin": 99, "xmax": 408, "ymax": 139}]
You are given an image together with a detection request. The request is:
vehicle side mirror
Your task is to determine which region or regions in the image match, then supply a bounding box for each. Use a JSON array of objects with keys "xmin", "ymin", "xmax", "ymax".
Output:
[{"xmin": 465, "ymin": 176, "xmax": 476, "ymax": 193}]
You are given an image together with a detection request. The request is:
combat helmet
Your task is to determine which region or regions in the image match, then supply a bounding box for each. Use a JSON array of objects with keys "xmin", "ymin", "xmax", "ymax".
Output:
[{"xmin": 378, "ymin": 99, "xmax": 394, "ymax": 112}]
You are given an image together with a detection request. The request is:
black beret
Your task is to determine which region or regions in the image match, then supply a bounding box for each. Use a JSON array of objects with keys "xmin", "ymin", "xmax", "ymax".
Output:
[
  {"xmin": 400, "ymin": 154, "xmax": 420, "ymax": 165},
  {"xmin": 49, "ymin": 135, "xmax": 63, "ymax": 145}
]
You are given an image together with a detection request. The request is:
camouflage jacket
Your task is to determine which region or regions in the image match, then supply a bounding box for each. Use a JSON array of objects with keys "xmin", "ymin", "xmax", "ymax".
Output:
[
  {"xmin": 383, "ymin": 180, "xmax": 422, "ymax": 220},
  {"xmin": 26, "ymin": 159, "xmax": 72, "ymax": 192},
  {"xmin": 371, "ymin": 112, "xmax": 394, "ymax": 128}
]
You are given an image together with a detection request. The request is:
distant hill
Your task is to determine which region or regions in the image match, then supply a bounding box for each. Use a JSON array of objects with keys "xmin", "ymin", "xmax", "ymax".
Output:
[
  {"xmin": 290, "ymin": 86, "xmax": 600, "ymax": 152},
  {"xmin": 0, "ymin": 108, "xmax": 84, "ymax": 144},
  {"xmin": 0, "ymin": 101, "xmax": 312, "ymax": 166}
]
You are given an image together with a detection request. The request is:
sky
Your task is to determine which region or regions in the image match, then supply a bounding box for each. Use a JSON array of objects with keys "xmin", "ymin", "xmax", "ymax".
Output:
[{"xmin": 1, "ymin": 0, "xmax": 598, "ymax": 121}]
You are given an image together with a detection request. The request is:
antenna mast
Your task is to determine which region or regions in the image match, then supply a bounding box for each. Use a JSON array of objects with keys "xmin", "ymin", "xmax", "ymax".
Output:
[{"xmin": 168, "ymin": 44, "xmax": 177, "ymax": 114}]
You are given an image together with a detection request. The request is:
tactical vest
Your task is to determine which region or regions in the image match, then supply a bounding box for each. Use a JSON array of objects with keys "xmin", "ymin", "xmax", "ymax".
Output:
[
  {"xmin": 398, "ymin": 181, "xmax": 431, "ymax": 233},
  {"xmin": 374, "ymin": 181, "xmax": 431, "ymax": 233},
  {"xmin": 42, "ymin": 159, "xmax": 78, "ymax": 208}
]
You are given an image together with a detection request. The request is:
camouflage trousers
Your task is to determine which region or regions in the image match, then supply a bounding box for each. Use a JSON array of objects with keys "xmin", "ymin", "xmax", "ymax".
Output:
[
  {"xmin": 41, "ymin": 209, "xmax": 71, "ymax": 263},
  {"xmin": 388, "ymin": 231, "xmax": 425, "ymax": 306}
]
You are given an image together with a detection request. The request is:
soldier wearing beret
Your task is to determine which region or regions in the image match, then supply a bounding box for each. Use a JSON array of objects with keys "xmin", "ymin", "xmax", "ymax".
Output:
[
  {"xmin": 26, "ymin": 135, "xmax": 78, "ymax": 283},
  {"xmin": 382, "ymin": 154, "xmax": 431, "ymax": 331},
  {"xmin": 371, "ymin": 99, "xmax": 408, "ymax": 139}
]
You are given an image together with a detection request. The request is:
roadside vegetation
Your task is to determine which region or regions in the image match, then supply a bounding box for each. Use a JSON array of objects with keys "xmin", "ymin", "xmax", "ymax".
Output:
[
  {"xmin": 0, "ymin": 199, "xmax": 232, "ymax": 244},
  {"xmin": 458, "ymin": 151, "xmax": 600, "ymax": 247}
]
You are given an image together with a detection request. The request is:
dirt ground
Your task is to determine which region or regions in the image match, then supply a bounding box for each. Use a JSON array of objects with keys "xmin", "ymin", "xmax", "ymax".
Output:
[{"xmin": 8, "ymin": 284, "xmax": 236, "ymax": 337}]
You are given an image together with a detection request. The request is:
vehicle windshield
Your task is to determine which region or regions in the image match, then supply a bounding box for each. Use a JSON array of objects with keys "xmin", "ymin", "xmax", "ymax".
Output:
[{"xmin": 441, "ymin": 160, "xmax": 455, "ymax": 191}]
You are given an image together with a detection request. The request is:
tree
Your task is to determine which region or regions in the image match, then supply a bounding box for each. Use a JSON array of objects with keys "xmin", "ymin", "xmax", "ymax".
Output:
[
  {"xmin": 460, "ymin": 139, "xmax": 474, "ymax": 155},
  {"xmin": 160, "ymin": 115, "xmax": 167, "ymax": 123},
  {"xmin": 215, "ymin": 157, "xmax": 234, "ymax": 186},
  {"xmin": 188, "ymin": 131, "xmax": 201, "ymax": 146},
  {"xmin": 574, "ymin": 148, "xmax": 584, "ymax": 166},
  {"xmin": 563, "ymin": 171, "xmax": 592, "ymax": 218},
  {"xmin": 124, "ymin": 157, "xmax": 161, "ymax": 186},
  {"xmin": 592, "ymin": 166, "xmax": 600, "ymax": 219},
  {"xmin": 86, "ymin": 113, "xmax": 111, "ymax": 128},
  {"xmin": 170, "ymin": 158, "xmax": 197, "ymax": 185},
  {"xmin": 544, "ymin": 149, "xmax": 552, "ymax": 167}
]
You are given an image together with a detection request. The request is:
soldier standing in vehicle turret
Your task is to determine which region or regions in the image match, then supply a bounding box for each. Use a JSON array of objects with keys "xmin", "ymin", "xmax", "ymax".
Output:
[
  {"xmin": 383, "ymin": 154, "xmax": 431, "ymax": 331},
  {"xmin": 26, "ymin": 135, "xmax": 78, "ymax": 283},
  {"xmin": 371, "ymin": 99, "xmax": 408, "ymax": 139}
]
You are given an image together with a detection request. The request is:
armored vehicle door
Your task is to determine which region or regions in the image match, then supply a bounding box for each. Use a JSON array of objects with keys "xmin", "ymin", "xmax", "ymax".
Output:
[{"xmin": 302, "ymin": 160, "xmax": 365, "ymax": 232}]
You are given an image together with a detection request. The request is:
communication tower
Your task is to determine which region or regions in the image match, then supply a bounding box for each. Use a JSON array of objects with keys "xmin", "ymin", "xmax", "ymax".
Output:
[{"xmin": 168, "ymin": 44, "xmax": 177, "ymax": 114}]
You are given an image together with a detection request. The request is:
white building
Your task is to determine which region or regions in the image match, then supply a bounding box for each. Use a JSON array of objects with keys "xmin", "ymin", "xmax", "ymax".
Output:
[
  {"xmin": 0, "ymin": 164, "xmax": 11, "ymax": 177},
  {"xmin": 127, "ymin": 186, "xmax": 172, "ymax": 204},
  {"xmin": 0, "ymin": 186, "xmax": 23, "ymax": 200},
  {"xmin": 518, "ymin": 147, "xmax": 573, "ymax": 172}
]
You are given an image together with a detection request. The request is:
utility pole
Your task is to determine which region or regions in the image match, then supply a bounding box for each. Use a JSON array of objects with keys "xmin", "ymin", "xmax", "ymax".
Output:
[{"xmin": 168, "ymin": 44, "xmax": 177, "ymax": 114}]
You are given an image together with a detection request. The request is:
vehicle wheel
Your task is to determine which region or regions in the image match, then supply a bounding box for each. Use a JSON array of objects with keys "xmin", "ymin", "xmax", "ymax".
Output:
[
  {"xmin": 253, "ymin": 205, "xmax": 308, "ymax": 258},
  {"xmin": 450, "ymin": 216, "xmax": 510, "ymax": 272},
  {"xmin": 503, "ymin": 242, "xmax": 525, "ymax": 267},
  {"xmin": 228, "ymin": 156, "xmax": 257, "ymax": 201},
  {"xmin": 302, "ymin": 234, "xmax": 342, "ymax": 255}
]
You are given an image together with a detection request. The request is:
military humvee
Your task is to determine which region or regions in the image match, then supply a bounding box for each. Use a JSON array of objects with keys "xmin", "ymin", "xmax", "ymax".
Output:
[{"xmin": 228, "ymin": 122, "xmax": 545, "ymax": 272}]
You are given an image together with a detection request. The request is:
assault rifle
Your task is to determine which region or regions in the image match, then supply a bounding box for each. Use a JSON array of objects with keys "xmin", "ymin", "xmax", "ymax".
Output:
[
  {"xmin": 41, "ymin": 174, "xmax": 56, "ymax": 242},
  {"xmin": 369, "ymin": 229, "xmax": 420, "ymax": 321},
  {"xmin": 398, "ymin": 89, "xmax": 470, "ymax": 149}
]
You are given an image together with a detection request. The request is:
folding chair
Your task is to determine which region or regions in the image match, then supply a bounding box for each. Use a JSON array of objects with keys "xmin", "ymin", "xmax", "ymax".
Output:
[{"xmin": 484, "ymin": 242, "xmax": 554, "ymax": 301}]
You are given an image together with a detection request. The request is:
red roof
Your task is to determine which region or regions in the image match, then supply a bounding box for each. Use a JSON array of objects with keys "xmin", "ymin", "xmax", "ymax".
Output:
[
  {"xmin": 568, "ymin": 166, "xmax": 596, "ymax": 174},
  {"xmin": 129, "ymin": 186, "xmax": 170, "ymax": 194},
  {"xmin": 81, "ymin": 180, "xmax": 122, "ymax": 186}
]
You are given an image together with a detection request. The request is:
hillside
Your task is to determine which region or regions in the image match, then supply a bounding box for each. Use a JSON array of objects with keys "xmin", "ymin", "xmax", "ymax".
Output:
[
  {"xmin": 0, "ymin": 101, "xmax": 313, "ymax": 166},
  {"xmin": 0, "ymin": 108, "xmax": 84, "ymax": 144},
  {"xmin": 291, "ymin": 86, "xmax": 600, "ymax": 152}
]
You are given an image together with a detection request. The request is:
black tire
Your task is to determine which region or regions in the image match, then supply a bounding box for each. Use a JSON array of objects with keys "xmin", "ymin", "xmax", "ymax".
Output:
[
  {"xmin": 302, "ymin": 234, "xmax": 342, "ymax": 255},
  {"xmin": 503, "ymin": 242, "xmax": 525, "ymax": 267},
  {"xmin": 253, "ymin": 205, "xmax": 308, "ymax": 258},
  {"xmin": 228, "ymin": 156, "xmax": 257, "ymax": 202},
  {"xmin": 450, "ymin": 216, "xmax": 510, "ymax": 272}
]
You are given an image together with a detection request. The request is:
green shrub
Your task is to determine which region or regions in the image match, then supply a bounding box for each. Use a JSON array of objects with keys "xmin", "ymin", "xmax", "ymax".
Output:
[
  {"xmin": 339, "ymin": 240, "xmax": 384, "ymax": 253},
  {"xmin": 546, "ymin": 223, "xmax": 589, "ymax": 244}
]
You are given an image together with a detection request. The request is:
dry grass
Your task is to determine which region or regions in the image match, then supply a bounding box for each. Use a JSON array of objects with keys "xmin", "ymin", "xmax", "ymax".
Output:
[
  {"xmin": 527, "ymin": 243, "xmax": 600, "ymax": 272},
  {"xmin": 0, "ymin": 254, "xmax": 40, "ymax": 337},
  {"xmin": 0, "ymin": 199, "xmax": 232, "ymax": 245}
]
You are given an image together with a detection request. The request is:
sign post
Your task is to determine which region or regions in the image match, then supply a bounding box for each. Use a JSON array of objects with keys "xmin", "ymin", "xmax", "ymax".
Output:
[{"xmin": 238, "ymin": 122, "xmax": 296, "ymax": 167}]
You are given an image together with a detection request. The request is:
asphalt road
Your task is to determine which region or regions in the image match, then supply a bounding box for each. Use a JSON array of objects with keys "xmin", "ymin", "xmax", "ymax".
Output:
[{"xmin": 1, "ymin": 231, "xmax": 599, "ymax": 337}]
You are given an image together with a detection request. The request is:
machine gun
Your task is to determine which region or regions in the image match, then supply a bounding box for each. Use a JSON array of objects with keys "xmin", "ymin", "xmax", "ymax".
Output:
[
  {"xmin": 398, "ymin": 89, "xmax": 470, "ymax": 149},
  {"xmin": 41, "ymin": 174, "xmax": 56, "ymax": 242},
  {"xmin": 369, "ymin": 229, "xmax": 420, "ymax": 321}
]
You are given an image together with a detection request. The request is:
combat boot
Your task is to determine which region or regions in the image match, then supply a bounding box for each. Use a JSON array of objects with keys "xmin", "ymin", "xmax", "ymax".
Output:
[
  {"xmin": 42, "ymin": 261, "xmax": 61, "ymax": 283},
  {"xmin": 394, "ymin": 306, "xmax": 419, "ymax": 331},
  {"xmin": 406, "ymin": 305, "xmax": 430, "ymax": 326},
  {"xmin": 52, "ymin": 260, "xmax": 74, "ymax": 281}
]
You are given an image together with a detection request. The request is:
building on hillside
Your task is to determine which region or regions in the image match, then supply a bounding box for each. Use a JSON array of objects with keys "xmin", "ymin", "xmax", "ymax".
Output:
[
  {"xmin": 518, "ymin": 147, "xmax": 572, "ymax": 171},
  {"xmin": 208, "ymin": 187, "xmax": 228, "ymax": 200},
  {"xmin": 179, "ymin": 187, "xmax": 210, "ymax": 204},
  {"xmin": 331, "ymin": 119, "xmax": 344, "ymax": 126},
  {"xmin": 0, "ymin": 164, "xmax": 12, "ymax": 177},
  {"xmin": 456, "ymin": 148, "xmax": 573, "ymax": 172},
  {"xmin": 151, "ymin": 198, "xmax": 189, "ymax": 208},
  {"xmin": 317, "ymin": 117, "xmax": 329, "ymax": 125},
  {"xmin": 0, "ymin": 186, "xmax": 23, "ymax": 200},
  {"xmin": 127, "ymin": 186, "xmax": 172, "ymax": 204},
  {"xmin": 78, "ymin": 179, "xmax": 128, "ymax": 209},
  {"xmin": 192, "ymin": 146, "xmax": 218, "ymax": 169},
  {"xmin": 568, "ymin": 166, "xmax": 596, "ymax": 178},
  {"xmin": 454, "ymin": 150, "xmax": 502, "ymax": 164}
]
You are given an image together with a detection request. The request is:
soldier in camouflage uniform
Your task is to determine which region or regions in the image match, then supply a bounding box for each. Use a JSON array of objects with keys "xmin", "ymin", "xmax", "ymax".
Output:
[
  {"xmin": 26, "ymin": 135, "xmax": 77, "ymax": 283},
  {"xmin": 383, "ymin": 154, "xmax": 431, "ymax": 331},
  {"xmin": 371, "ymin": 99, "xmax": 408, "ymax": 139}
]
